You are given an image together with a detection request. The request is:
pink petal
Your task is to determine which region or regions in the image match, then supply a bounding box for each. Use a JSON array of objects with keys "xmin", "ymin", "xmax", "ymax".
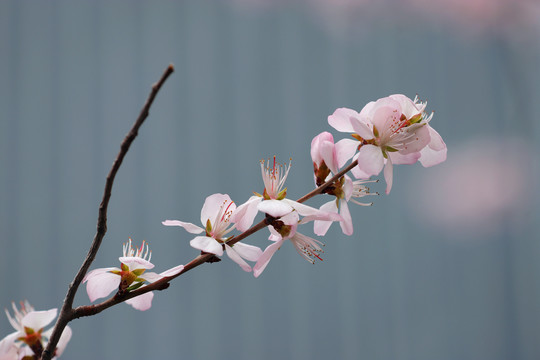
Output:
[
  {"xmin": 159, "ymin": 264, "xmax": 185, "ymax": 277},
  {"xmin": 119, "ymin": 257, "xmax": 154, "ymax": 271},
  {"xmin": 427, "ymin": 125, "xmax": 446, "ymax": 151},
  {"xmin": 231, "ymin": 196, "xmax": 261, "ymax": 232},
  {"xmin": 338, "ymin": 200, "xmax": 353, "ymax": 236},
  {"xmin": 419, "ymin": 126, "xmax": 447, "ymax": 167},
  {"xmin": 0, "ymin": 332, "xmax": 19, "ymax": 357},
  {"xmin": 125, "ymin": 292, "xmax": 154, "ymax": 311},
  {"xmin": 384, "ymin": 157, "xmax": 394, "ymax": 194},
  {"xmin": 141, "ymin": 264, "xmax": 184, "ymax": 282},
  {"xmin": 350, "ymin": 117, "xmax": 374, "ymax": 140},
  {"xmin": 328, "ymin": 108, "xmax": 358, "ymax": 132},
  {"xmin": 201, "ymin": 193, "xmax": 234, "ymax": 226},
  {"xmin": 84, "ymin": 269, "xmax": 120, "ymax": 302},
  {"xmin": 225, "ymin": 244, "xmax": 252, "ymax": 272},
  {"xmin": 389, "ymin": 94, "xmax": 421, "ymax": 119},
  {"xmin": 335, "ymin": 138, "xmax": 360, "ymax": 169},
  {"xmin": 389, "ymin": 151, "xmax": 421, "ymax": 165},
  {"xmin": 190, "ymin": 236, "xmax": 223, "ymax": 256},
  {"xmin": 400, "ymin": 124, "xmax": 430, "ymax": 154},
  {"xmin": 257, "ymin": 199, "xmax": 293, "ymax": 218},
  {"xmin": 253, "ymin": 240, "xmax": 284, "ymax": 278},
  {"xmin": 311, "ymin": 132, "xmax": 334, "ymax": 166},
  {"xmin": 162, "ymin": 220, "xmax": 204, "ymax": 234},
  {"xmin": 55, "ymin": 325, "xmax": 72, "ymax": 357},
  {"xmin": 320, "ymin": 139, "xmax": 338, "ymax": 174},
  {"xmin": 343, "ymin": 175, "xmax": 354, "ymax": 201},
  {"xmin": 356, "ymin": 144, "xmax": 384, "ymax": 178},
  {"xmin": 230, "ymin": 242, "xmax": 263, "ymax": 262},
  {"xmin": 21, "ymin": 309, "xmax": 57, "ymax": 331},
  {"xmin": 350, "ymin": 153, "xmax": 372, "ymax": 179},
  {"xmin": 313, "ymin": 200, "xmax": 338, "ymax": 236},
  {"xmin": 370, "ymin": 98, "xmax": 401, "ymax": 134}
]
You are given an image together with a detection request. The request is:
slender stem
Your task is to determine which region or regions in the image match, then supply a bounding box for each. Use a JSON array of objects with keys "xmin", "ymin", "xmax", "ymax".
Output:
[
  {"xmin": 41, "ymin": 64, "xmax": 174, "ymax": 360},
  {"xmin": 69, "ymin": 159, "xmax": 360, "ymax": 319}
]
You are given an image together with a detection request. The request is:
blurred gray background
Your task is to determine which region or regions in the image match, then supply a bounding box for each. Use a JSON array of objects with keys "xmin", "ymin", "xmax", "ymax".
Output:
[{"xmin": 1, "ymin": 1, "xmax": 540, "ymax": 359}]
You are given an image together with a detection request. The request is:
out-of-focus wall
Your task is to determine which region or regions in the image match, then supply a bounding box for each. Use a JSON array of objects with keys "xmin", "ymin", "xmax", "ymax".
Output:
[{"xmin": 1, "ymin": 1, "xmax": 539, "ymax": 359}]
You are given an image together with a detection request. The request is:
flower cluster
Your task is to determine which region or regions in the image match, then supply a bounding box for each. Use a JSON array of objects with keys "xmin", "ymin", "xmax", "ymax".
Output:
[{"xmin": 0, "ymin": 301, "xmax": 71, "ymax": 359}]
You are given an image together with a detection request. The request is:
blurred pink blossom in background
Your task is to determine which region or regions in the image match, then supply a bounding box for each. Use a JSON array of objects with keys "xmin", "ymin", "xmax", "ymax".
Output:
[{"xmin": 414, "ymin": 137, "xmax": 533, "ymax": 238}]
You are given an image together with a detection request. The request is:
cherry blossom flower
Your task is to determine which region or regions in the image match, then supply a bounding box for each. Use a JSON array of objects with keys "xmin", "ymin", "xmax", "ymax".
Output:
[
  {"xmin": 232, "ymin": 156, "xmax": 341, "ymax": 232},
  {"xmin": 163, "ymin": 193, "xmax": 262, "ymax": 272},
  {"xmin": 328, "ymin": 94, "xmax": 446, "ymax": 194},
  {"xmin": 311, "ymin": 132, "xmax": 377, "ymax": 235},
  {"xmin": 1, "ymin": 301, "xmax": 72, "ymax": 359},
  {"xmin": 83, "ymin": 239, "xmax": 184, "ymax": 311},
  {"xmin": 253, "ymin": 212, "xmax": 325, "ymax": 278}
]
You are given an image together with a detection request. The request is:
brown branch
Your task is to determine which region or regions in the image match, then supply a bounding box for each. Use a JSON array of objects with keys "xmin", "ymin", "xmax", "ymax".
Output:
[
  {"xmin": 69, "ymin": 159, "xmax": 361, "ymax": 319},
  {"xmin": 41, "ymin": 64, "xmax": 175, "ymax": 360}
]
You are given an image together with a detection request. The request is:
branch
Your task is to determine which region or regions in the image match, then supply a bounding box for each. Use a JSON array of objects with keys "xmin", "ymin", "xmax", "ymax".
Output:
[
  {"xmin": 41, "ymin": 64, "xmax": 175, "ymax": 360},
  {"xmin": 69, "ymin": 159, "xmax": 360, "ymax": 319}
]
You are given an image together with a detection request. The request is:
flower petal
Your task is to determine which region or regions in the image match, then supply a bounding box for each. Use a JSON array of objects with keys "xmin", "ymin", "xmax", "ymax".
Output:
[
  {"xmin": 190, "ymin": 236, "xmax": 223, "ymax": 256},
  {"xmin": 162, "ymin": 220, "xmax": 204, "ymax": 234},
  {"xmin": 356, "ymin": 144, "xmax": 384, "ymax": 178},
  {"xmin": 257, "ymin": 199, "xmax": 293, "ymax": 218},
  {"xmin": 320, "ymin": 139, "xmax": 339, "ymax": 174},
  {"xmin": 55, "ymin": 325, "xmax": 72, "ymax": 357},
  {"xmin": 84, "ymin": 268, "xmax": 121, "ymax": 302},
  {"xmin": 125, "ymin": 292, "xmax": 154, "ymax": 311},
  {"xmin": 349, "ymin": 117, "xmax": 374, "ymax": 140},
  {"xmin": 159, "ymin": 264, "xmax": 185, "ymax": 277},
  {"xmin": 328, "ymin": 108, "xmax": 358, "ymax": 133},
  {"xmin": 389, "ymin": 94, "xmax": 421, "ymax": 119},
  {"xmin": 0, "ymin": 332, "xmax": 19, "ymax": 358},
  {"xmin": 253, "ymin": 240, "xmax": 284, "ymax": 278},
  {"xmin": 335, "ymin": 138, "xmax": 359, "ymax": 169},
  {"xmin": 338, "ymin": 200, "xmax": 353, "ymax": 236},
  {"xmin": 370, "ymin": 98, "xmax": 401, "ymax": 134},
  {"xmin": 389, "ymin": 151, "xmax": 421, "ymax": 165},
  {"xmin": 419, "ymin": 126, "xmax": 447, "ymax": 167},
  {"xmin": 231, "ymin": 196, "xmax": 261, "ymax": 232},
  {"xmin": 400, "ymin": 123, "xmax": 430, "ymax": 154},
  {"xmin": 230, "ymin": 242, "xmax": 263, "ymax": 262},
  {"xmin": 225, "ymin": 244, "xmax": 252, "ymax": 272},
  {"xmin": 311, "ymin": 132, "xmax": 334, "ymax": 166},
  {"xmin": 313, "ymin": 200, "xmax": 338, "ymax": 236},
  {"xmin": 384, "ymin": 157, "xmax": 394, "ymax": 195},
  {"xmin": 119, "ymin": 257, "xmax": 155, "ymax": 270},
  {"xmin": 201, "ymin": 193, "xmax": 234, "ymax": 226},
  {"xmin": 21, "ymin": 309, "xmax": 57, "ymax": 331}
]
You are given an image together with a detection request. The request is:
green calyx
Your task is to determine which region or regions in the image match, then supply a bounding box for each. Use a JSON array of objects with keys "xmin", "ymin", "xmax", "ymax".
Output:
[
  {"xmin": 373, "ymin": 125, "xmax": 380, "ymax": 138},
  {"xmin": 276, "ymin": 188, "xmax": 287, "ymax": 200},
  {"xmin": 205, "ymin": 219, "xmax": 212, "ymax": 235},
  {"xmin": 126, "ymin": 282, "xmax": 145, "ymax": 292},
  {"xmin": 409, "ymin": 113, "xmax": 422, "ymax": 124}
]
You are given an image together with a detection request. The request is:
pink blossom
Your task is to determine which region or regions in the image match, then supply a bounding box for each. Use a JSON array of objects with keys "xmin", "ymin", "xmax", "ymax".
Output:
[
  {"xmin": 232, "ymin": 157, "xmax": 341, "ymax": 232},
  {"xmin": 328, "ymin": 94, "xmax": 445, "ymax": 194},
  {"xmin": 311, "ymin": 132, "xmax": 377, "ymax": 235},
  {"xmin": 163, "ymin": 193, "xmax": 262, "ymax": 272},
  {"xmin": 83, "ymin": 239, "xmax": 184, "ymax": 311},
  {"xmin": 253, "ymin": 212, "xmax": 325, "ymax": 278},
  {"xmin": 1, "ymin": 301, "xmax": 72, "ymax": 359}
]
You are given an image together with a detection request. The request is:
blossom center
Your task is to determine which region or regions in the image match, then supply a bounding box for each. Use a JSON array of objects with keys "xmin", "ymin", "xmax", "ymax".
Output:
[{"xmin": 260, "ymin": 156, "xmax": 291, "ymax": 200}]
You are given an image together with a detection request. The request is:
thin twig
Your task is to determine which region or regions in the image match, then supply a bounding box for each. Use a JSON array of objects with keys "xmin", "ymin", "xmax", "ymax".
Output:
[{"xmin": 41, "ymin": 64, "xmax": 175, "ymax": 360}]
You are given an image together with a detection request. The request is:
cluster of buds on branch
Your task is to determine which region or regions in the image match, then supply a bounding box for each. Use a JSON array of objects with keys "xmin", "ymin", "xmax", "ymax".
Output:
[{"xmin": 1, "ymin": 65, "xmax": 446, "ymax": 359}]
